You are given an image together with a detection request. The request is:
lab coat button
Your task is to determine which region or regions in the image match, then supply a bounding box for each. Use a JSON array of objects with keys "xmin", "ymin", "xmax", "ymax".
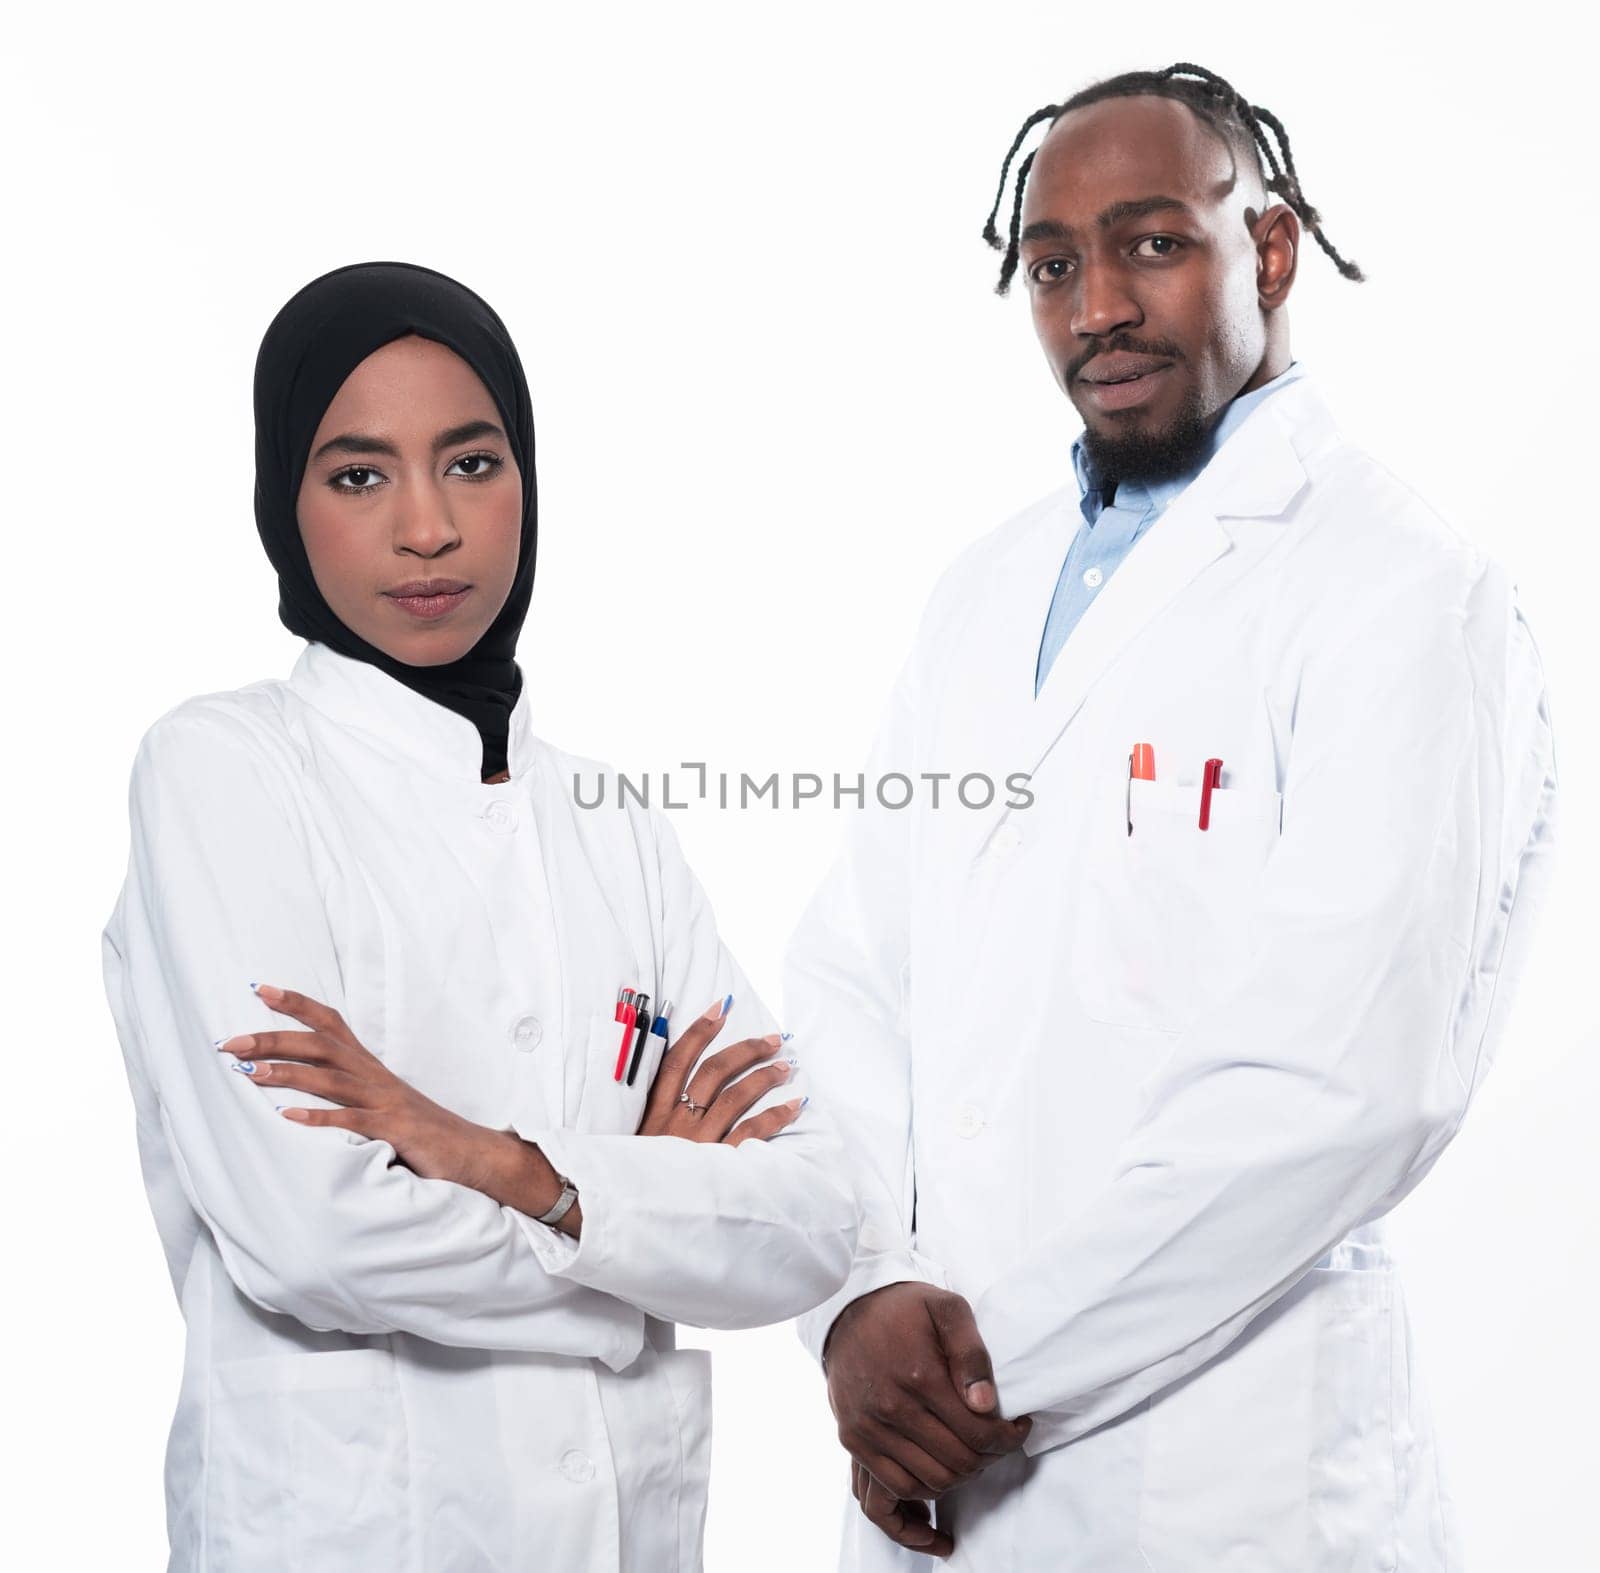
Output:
[
  {"xmin": 511, "ymin": 1015, "xmax": 543, "ymax": 1051},
  {"xmin": 483, "ymin": 800, "xmax": 518, "ymax": 833},
  {"xmin": 955, "ymin": 1104, "xmax": 985, "ymax": 1139},
  {"xmin": 560, "ymin": 1449, "xmax": 595, "ymax": 1484},
  {"xmin": 1082, "ymin": 566, "xmax": 1104, "ymax": 589}
]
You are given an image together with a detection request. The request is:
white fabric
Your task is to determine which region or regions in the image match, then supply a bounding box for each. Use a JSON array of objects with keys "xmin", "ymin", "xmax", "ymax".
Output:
[
  {"xmin": 788, "ymin": 371, "xmax": 1559, "ymax": 1572},
  {"xmin": 102, "ymin": 638, "xmax": 858, "ymax": 1572}
]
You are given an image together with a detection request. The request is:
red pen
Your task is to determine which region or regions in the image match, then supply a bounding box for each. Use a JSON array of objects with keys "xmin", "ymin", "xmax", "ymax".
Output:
[
  {"xmin": 613, "ymin": 988, "xmax": 637, "ymax": 1080},
  {"xmin": 1198, "ymin": 757, "xmax": 1223, "ymax": 830}
]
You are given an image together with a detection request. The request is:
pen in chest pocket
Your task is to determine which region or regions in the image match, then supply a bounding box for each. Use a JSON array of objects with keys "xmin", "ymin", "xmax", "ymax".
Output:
[
  {"xmin": 627, "ymin": 1000, "xmax": 670, "ymax": 1087},
  {"xmin": 613, "ymin": 987, "xmax": 638, "ymax": 1081},
  {"xmin": 1127, "ymin": 742, "xmax": 1156, "ymax": 835},
  {"xmin": 1198, "ymin": 756, "xmax": 1224, "ymax": 830}
]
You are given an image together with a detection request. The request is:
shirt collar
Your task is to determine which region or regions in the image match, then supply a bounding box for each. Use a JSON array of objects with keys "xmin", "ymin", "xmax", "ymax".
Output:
[
  {"xmin": 1071, "ymin": 359, "xmax": 1307, "ymax": 524},
  {"xmin": 287, "ymin": 639, "xmax": 536, "ymax": 785}
]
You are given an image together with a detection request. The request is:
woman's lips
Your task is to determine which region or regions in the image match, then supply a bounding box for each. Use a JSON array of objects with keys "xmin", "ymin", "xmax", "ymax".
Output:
[
  {"xmin": 385, "ymin": 586, "xmax": 473, "ymax": 620},
  {"xmin": 1080, "ymin": 363, "xmax": 1172, "ymax": 412}
]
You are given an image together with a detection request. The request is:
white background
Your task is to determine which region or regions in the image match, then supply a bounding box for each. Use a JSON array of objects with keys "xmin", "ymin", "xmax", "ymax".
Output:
[{"xmin": 5, "ymin": 2, "xmax": 1595, "ymax": 1567}]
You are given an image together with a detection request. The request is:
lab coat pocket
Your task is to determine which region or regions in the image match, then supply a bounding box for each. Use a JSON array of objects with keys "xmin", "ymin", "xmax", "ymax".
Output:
[
  {"xmin": 574, "ymin": 1010, "xmax": 658, "ymax": 1134},
  {"xmin": 1137, "ymin": 1262, "xmax": 1398, "ymax": 1571},
  {"xmin": 1073, "ymin": 777, "xmax": 1282, "ymax": 1033},
  {"xmin": 206, "ymin": 1346, "xmax": 410, "ymax": 1572},
  {"xmin": 1306, "ymin": 1263, "xmax": 1401, "ymax": 1570},
  {"xmin": 659, "ymin": 1346, "xmax": 714, "ymax": 1570}
]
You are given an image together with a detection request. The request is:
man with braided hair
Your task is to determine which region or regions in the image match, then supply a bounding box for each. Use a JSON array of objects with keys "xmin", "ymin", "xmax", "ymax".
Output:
[{"xmin": 787, "ymin": 62, "xmax": 1557, "ymax": 1570}]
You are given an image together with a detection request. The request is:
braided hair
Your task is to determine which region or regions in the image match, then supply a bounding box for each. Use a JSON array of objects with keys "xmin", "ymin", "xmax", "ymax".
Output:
[{"xmin": 982, "ymin": 62, "xmax": 1364, "ymax": 295}]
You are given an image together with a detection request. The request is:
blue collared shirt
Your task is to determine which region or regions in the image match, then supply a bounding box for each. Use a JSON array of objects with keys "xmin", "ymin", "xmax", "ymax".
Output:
[{"xmin": 1034, "ymin": 359, "xmax": 1306, "ymax": 693}]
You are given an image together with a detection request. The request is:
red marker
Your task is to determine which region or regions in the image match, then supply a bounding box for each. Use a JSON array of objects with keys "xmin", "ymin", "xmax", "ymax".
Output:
[
  {"xmin": 1198, "ymin": 757, "xmax": 1223, "ymax": 830},
  {"xmin": 613, "ymin": 988, "xmax": 638, "ymax": 1080}
]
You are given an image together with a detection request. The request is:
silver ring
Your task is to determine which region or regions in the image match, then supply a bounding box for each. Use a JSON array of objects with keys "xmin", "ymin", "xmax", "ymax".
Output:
[{"xmin": 677, "ymin": 1091, "xmax": 705, "ymax": 1115}]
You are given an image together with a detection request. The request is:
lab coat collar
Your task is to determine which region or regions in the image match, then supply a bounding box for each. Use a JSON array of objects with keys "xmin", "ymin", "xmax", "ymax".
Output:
[
  {"xmin": 288, "ymin": 639, "xmax": 538, "ymax": 785},
  {"xmin": 968, "ymin": 370, "xmax": 1342, "ymax": 853}
]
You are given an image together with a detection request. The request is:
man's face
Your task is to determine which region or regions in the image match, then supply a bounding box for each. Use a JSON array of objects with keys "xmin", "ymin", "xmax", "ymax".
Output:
[{"xmin": 1017, "ymin": 94, "xmax": 1295, "ymax": 485}]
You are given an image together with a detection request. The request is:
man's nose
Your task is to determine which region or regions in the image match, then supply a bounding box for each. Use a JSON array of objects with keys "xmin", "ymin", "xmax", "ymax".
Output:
[{"xmin": 1069, "ymin": 262, "xmax": 1142, "ymax": 340}]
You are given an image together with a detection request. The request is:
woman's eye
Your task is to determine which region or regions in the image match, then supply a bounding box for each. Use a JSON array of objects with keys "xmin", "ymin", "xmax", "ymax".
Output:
[
  {"xmin": 331, "ymin": 466, "xmax": 384, "ymax": 493},
  {"xmin": 447, "ymin": 452, "xmax": 504, "ymax": 481},
  {"xmin": 1029, "ymin": 258, "xmax": 1072, "ymax": 284},
  {"xmin": 1135, "ymin": 236, "xmax": 1183, "ymax": 258}
]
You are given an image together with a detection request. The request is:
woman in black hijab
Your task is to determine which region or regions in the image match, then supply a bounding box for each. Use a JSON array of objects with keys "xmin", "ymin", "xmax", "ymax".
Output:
[
  {"xmin": 101, "ymin": 261, "xmax": 857, "ymax": 1572},
  {"xmin": 253, "ymin": 259, "xmax": 536, "ymax": 781}
]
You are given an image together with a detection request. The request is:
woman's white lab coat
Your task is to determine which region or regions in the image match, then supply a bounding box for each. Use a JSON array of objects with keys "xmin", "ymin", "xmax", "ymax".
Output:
[
  {"xmin": 101, "ymin": 638, "xmax": 858, "ymax": 1573},
  {"xmin": 786, "ymin": 369, "xmax": 1559, "ymax": 1571}
]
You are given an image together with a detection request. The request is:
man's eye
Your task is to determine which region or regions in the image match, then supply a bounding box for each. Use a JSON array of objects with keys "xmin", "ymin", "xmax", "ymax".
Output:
[
  {"xmin": 1029, "ymin": 258, "xmax": 1072, "ymax": 284},
  {"xmin": 1134, "ymin": 236, "xmax": 1184, "ymax": 258}
]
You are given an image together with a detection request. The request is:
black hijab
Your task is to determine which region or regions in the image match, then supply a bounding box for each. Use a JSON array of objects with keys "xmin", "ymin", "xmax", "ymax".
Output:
[{"xmin": 253, "ymin": 260, "xmax": 537, "ymax": 781}]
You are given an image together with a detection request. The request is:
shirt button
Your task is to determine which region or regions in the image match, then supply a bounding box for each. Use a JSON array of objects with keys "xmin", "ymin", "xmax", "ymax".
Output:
[
  {"xmin": 511, "ymin": 1015, "xmax": 544, "ymax": 1051},
  {"xmin": 483, "ymin": 800, "xmax": 518, "ymax": 833},
  {"xmin": 1082, "ymin": 566, "xmax": 1104, "ymax": 589},
  {"xmin": 560, "ymin": 1449, "xmax": 595, "ymax": 1484},
  {"xmin": 955, "ymin": 1105, "xmax": 986, "ymax": 1139}
]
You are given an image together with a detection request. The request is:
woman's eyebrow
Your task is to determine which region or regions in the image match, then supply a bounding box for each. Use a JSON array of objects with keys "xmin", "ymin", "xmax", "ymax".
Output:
[{"xmin": 309, "ymin": 419, "xmax": 507, "ymax": 465}]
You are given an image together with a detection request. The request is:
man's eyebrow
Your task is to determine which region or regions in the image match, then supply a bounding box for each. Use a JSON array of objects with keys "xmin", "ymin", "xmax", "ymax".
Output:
[
  {"xmin": 1019, "ymin": 195, "xmax": 1196, "ymax": 246},
  {"xmin": 309, "ymin": 419, "xmax": 507, "ymax": 466}
]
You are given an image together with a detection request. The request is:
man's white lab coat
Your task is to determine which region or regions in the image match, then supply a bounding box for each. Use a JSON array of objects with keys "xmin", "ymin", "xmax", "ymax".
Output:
[
  {"xmin": 102, "ymin": 638, "xmax": 857, "ymax": 1573},
  {"xmin": 788, "ymin": 371, "xmax": 1558, "ymax": 1571}
]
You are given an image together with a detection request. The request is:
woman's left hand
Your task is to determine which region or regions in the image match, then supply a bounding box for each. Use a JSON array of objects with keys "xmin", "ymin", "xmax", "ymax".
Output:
[{"xmin": 217, "ymin": 982, "xmax": 507, "ymax": 1193}]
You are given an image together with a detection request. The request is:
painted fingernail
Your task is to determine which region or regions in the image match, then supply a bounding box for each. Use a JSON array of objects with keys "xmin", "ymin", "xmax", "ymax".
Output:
[
  {"xmin": 779, "ymin": 1032, "xmax": 793, "ymax": 1042},
  {"xmin": 785, "ymin": 1057, "xmax": 799, "ymax": 1068},
  {"xmin": 763, "ymin": 1033, "xmax": 783, "ymax": 1047},
  {"xmin": 699, "ymin": 999, "xmax": 723, "ymax": 1022},
  {"xmin": 254, "ymin": 983, "xmax": 282, "ymax": 1002},
  {"xmin": 232, "ymin": 1060, "xmax": 257, "ymax": 1076},
  {"xmin": 720, "ymin": 993, "xmax": 733, "ymax": 1018}
]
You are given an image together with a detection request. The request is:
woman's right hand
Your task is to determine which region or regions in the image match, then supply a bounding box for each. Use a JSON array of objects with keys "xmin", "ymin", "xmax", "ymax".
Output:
[{"xmin": 636, "ymin": 996, "xmax": 803, "ymax": 1145}]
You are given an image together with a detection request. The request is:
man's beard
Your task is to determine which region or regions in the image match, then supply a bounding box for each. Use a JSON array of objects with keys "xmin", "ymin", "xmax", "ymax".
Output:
[{"xmin": 1079, "ymin": 382, "xmax": 1218, "ymax": 493}]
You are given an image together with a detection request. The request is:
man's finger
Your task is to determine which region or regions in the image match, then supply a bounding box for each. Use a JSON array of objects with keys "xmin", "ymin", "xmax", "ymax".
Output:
[
  {"xmin": 851, "ymin": 1420, "xmax": 965, "ymax": 1499},
  {"xmin": 859, "ymin": 1474, "xmax": 953, "ymax": 1558},
  {"xmin": 928, "ymin": 1293, "xmax": 998, "ymax": 1414},
  {"xmin": 910, "ymin": 1373, "xmax": 1033, "ymax": 1459}
]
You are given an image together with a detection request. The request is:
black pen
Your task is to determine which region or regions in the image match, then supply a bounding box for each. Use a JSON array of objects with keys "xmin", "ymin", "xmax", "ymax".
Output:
[
  {"xmin": 625, "ymin": 994, "xmax": 653, "ymax": 1085},
  {"xmin": 628, "ymin": 998, "xmax": 670, "ymax": 1086}
]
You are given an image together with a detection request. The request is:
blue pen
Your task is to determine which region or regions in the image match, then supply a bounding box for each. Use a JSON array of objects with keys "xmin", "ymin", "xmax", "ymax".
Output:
[{"xmin": 628, "ymin": 999, "xmax": 671, "ymax": 1087}]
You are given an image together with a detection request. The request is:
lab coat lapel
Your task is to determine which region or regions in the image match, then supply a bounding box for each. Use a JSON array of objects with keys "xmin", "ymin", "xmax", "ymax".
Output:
[{"xmin": 967, "ymin": 385, "xmax": 1321, "ymax": 852}]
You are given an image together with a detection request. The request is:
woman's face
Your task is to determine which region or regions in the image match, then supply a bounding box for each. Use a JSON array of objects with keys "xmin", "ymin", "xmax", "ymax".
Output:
[{"xmin": 296, "ymin": 333, "xmax": 523, "ymax": 666}]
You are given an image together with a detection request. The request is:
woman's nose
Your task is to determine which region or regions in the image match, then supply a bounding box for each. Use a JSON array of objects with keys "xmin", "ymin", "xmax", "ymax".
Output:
[{"xmin": 390, "ymin": 478, "xmax": 461, "ymax": 554}]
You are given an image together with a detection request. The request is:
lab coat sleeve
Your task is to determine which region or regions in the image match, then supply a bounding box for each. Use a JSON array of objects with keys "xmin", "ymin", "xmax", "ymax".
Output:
[
  {"xmin": 103, "ymin": 709, "xmax": 646, "ymax": 1368},
  {"xmin": 782, "ymin": 649, "xmax": 955, "ymax": 1368},
  {"xmin": 975, "ymin": 553, "xmax": 1559, "ymax": 1453},
  {"xmin": 514, "ymin": 805, "xmax": 861, "ymax": 1330}
]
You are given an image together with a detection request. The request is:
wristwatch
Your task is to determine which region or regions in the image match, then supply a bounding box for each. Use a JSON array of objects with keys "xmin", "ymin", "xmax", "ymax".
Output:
[{"xmin": 536, "ymin": 1173, "xmax": 579, "ymax": 1228}]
